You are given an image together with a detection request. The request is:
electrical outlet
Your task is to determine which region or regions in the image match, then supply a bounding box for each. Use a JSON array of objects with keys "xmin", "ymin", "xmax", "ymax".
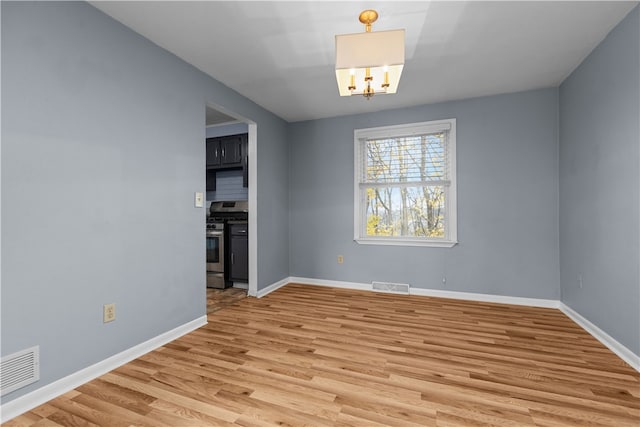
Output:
[
  {"xmin": 578, "ymin": 274, "xmax": 583, "ymax": 289},
  {"xmin": 103, "ymin": 303, "xmax": 115, "ymax": 323},
  {"xmin": 337, "ymin": 255, "xmax": 344, "ymax": 264},
  {"xmin": 442, "ymin": 277, "xmax": 447, "ymax": 285}
]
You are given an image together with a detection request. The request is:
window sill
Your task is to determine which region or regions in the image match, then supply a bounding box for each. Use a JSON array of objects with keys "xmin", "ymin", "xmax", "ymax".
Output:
[{"xmin": 355, "ymin": 238, "xmax": 458, "ymax": 248}]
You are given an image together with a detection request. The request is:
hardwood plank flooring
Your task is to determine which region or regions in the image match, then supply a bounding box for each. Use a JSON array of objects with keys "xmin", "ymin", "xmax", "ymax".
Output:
[
  {"xmin": 4, "ymin": 283, "xmax": 639, "ymax": 426},
  {"xmin": 207, "ymin": 288, "xmax": 247, "ymax": 315}
]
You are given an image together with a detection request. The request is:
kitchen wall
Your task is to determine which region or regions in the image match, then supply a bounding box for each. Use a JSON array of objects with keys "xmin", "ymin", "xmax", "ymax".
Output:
[
  {"xmin": 289, "ymin": 88, "xmax": 560, "ymax": 300},
  {"xmin": 1, "ymin": 1, "xmax": 288, "ymax": 404},
  {"xmin": 559, "ymin": 5, "xmax": 639, "ymax": 356},
  {"xmin": 207, "ymin": 170, "xmax": 247, "ymax": 202}
]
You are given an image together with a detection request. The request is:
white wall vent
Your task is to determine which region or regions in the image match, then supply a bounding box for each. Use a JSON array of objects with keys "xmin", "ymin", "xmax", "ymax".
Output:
[
  {"xmin": 372, "ymin": 281, "xmax": 410, "ymax": 294},
  {"xmin": 1, "ymin": 346, "xmax": 40, "ymax": 396}
]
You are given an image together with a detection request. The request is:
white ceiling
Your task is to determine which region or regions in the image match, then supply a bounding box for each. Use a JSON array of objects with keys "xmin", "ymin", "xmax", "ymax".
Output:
[
  {"xmin": 91, "ymin": 1, "xmax": 637, "ymax": 123},
  {"xmin": 205, "ymin": 106, "xmax": 238, "ymax": 127}
]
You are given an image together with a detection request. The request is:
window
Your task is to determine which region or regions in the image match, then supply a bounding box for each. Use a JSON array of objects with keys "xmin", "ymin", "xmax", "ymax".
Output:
[{"xmin": 354, "ymin": 119, "xmax": 457, "ymax": 247}]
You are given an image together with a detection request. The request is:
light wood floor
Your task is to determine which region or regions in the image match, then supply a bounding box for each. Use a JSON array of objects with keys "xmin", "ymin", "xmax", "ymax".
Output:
[
  {"xmin": 5, "ymin": 283, "xmax": 639, "ymax": 426},
  {"xmin": 207, "ymin": 287, "xmax": 247, "ymax": 315}
]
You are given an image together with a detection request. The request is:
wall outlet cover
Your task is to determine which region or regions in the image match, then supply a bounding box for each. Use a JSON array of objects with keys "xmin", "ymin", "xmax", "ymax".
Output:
[{"xmin": 103, "ymin": 303, "xmax": 115, "ymax": 323}]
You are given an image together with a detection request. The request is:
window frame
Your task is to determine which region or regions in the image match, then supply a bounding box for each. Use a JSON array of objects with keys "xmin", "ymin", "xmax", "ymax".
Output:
[{"xmin": 353, "ymin": 119, "xmax": 458, "ymax": 248}]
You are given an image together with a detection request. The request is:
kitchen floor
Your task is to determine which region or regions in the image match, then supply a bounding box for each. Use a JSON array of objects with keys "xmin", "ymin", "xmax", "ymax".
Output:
[{"xmin": 206, "ymin": 287, "xmax": 247, "ymax": 314}]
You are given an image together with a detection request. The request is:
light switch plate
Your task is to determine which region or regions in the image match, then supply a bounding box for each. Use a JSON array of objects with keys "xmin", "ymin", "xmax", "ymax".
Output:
[{"xmin": 194, "ymin": 192, "xmax": 204, "ymax": 208}]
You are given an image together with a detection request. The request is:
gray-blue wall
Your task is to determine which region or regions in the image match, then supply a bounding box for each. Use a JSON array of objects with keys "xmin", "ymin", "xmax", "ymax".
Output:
[
  {"xmin": 1, "ymin": 1, "xmax": 288, "ymax": 402},
  {"xmin": 559, "ymin": 6, "xmax": 640, "ymax": 356},
  {"xmin": 289, "ymin": 89, "xmax": 560, "ymax": 299}
]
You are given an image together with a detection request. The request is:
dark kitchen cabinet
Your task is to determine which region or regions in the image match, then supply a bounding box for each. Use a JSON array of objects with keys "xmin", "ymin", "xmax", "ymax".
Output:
[
  {"xmin": 228, "ymin": 223, "xmax": 248, "ymax": 282},
  {"xmin": 206, "ymin": 138, "xmax": 221, "ymax": 166},
  {"xmin": 220, "ymin": 134, "xmax": 244, "ymax": 166},
  {"xmin": 206, "ymin": 133, "xmax": 248, "ymax": 189},
  {"xmin": 207, "ymin": 134, "xmax": 245, "ymax": 168}
]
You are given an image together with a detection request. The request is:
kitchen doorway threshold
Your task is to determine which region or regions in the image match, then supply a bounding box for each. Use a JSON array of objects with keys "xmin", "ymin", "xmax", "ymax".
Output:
[{"xmin": 206, "ymin": 287, "xmax": 247, "ymax": 315}]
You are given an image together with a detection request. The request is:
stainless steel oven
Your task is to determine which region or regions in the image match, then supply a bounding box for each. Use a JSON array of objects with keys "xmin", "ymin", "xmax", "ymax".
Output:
[
  {"xmin": 207, "ymin": 201, "xmax": 249, "ymax": 289},
  {"xmin": 206, "ymin": 222, "xmax": 225, "ymax": 288}
]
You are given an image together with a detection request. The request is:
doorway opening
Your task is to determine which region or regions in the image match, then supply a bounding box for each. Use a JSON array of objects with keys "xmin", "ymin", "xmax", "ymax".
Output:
[{"xmin": 205, "ymin": 104, "xmax": 257, "ymax": 304}]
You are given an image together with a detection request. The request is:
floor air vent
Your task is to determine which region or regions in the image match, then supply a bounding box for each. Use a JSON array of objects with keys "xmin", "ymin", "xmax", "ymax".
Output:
[
  {"xmin": 1, "ymin": 346, "xmax": 39, "ymax": 396},
  {"xmin": 372, "ymin": 281, "xmax": 410, "ymax": 294}
]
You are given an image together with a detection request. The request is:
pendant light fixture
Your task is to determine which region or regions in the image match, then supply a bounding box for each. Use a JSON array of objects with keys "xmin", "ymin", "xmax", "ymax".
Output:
[{"xmin": 335, "ymin": 10, "xmax": 405, "ymax": 100}]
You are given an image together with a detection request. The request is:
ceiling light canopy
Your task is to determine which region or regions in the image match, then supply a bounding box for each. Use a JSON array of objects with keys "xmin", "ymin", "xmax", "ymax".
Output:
[{"xmin": 335, "ymin": 10, "xmax": 405, "ymax": 100}]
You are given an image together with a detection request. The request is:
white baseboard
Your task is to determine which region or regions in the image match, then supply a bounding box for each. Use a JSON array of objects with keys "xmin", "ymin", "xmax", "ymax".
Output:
[
  {"xmin": 0, "ymin": 316, "xmax": 207, "ymax": 423},
  {"xmin": 560, "ymin": 303, "xmax": 640, "ymax": 372},
  {"xmin": 289, "ymin": 276, "xmax": 371, "ymax": 292},
  {"xmin": 289, "ymin": 277, "xmax": 558, "ymax": 308},
  {"xmin": 256, "ymin": 277, "xmax": 289, "ymax": 298},
  {"xmin": 409, "ymin": 287, "xmax": 559, "ymax": 308}
]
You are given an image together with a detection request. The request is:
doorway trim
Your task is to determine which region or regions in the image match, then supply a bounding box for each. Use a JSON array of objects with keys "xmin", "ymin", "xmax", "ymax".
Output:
[{"xmin": 247, "ymin": 122, "xmax": 257, "ymax": 297}]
